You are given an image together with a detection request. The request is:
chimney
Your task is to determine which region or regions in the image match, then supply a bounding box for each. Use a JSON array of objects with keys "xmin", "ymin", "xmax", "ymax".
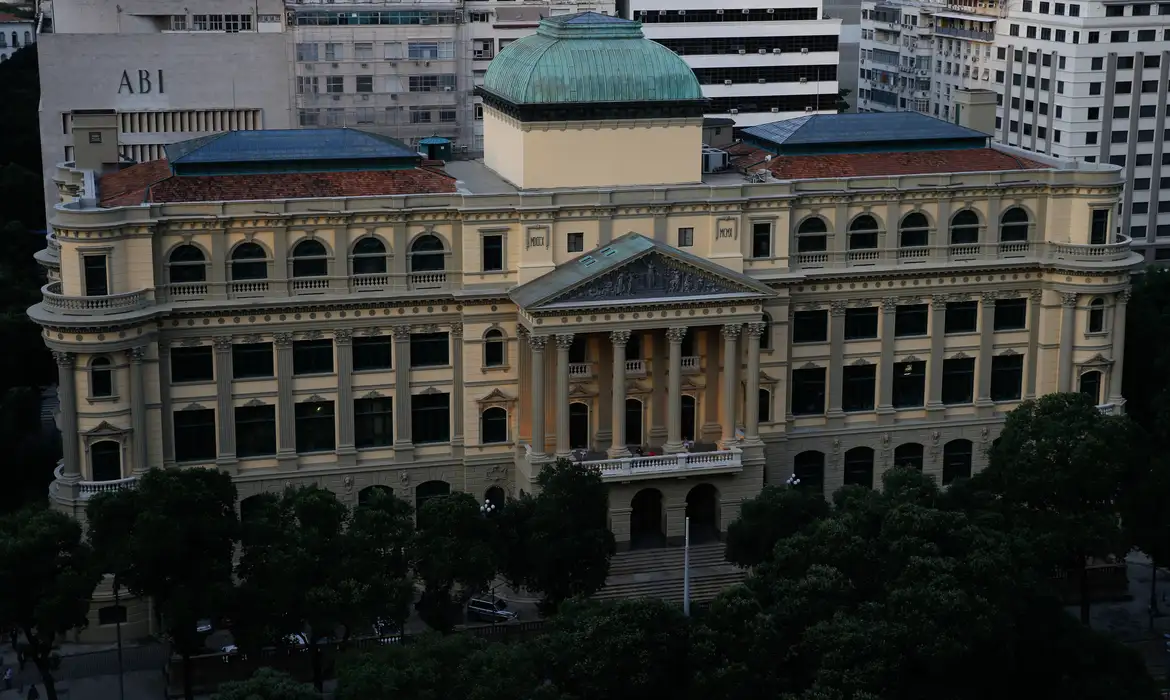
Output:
[
  {"xmin": 952, "ymin": 88, "xmax": 997, "ymax": 137},
  {"xmin": 70, "ymin": 110, "xmax": 121, "ymax": 173}
]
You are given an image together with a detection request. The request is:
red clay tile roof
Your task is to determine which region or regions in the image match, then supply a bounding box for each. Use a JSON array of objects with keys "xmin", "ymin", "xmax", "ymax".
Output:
[
  {"xmin": 0, "ymin": 13, "xmax": 30, "ymax": 23},
  {"xmin": 98, "ymin": 159, "xmax": 456, "ymax": 206},
  {"xmin": 731, "ymin": 147, "xmax": 1046, "ymax": 180}
]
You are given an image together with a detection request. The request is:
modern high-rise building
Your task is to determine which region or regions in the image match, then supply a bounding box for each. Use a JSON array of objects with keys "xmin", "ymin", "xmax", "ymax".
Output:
[
  {"xmin": 624, "ymin": 0, "xmax": 842, "ymax": 126},
  {"xmin": 857, "ymin": 0, "xmax": 1170, "ymax": 261}
]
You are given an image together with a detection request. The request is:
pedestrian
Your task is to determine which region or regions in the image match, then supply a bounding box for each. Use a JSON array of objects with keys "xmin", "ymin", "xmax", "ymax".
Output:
[
  {"xmin": 26, "ymin": 683, "xmax": 39, "ymax": 700},
  {"xmin": 4, "ymin": 666, "xmax": 13, "ymax": 691}
]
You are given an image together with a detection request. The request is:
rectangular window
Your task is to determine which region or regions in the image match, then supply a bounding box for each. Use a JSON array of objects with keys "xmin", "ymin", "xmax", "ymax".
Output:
[
  {"xmin": 1088, "ymin": 31, "xmax": 1099, "ymax": 43},
  {"xmin": 844, "ymin": 307, "xmax": 878, "ymax": 340},
  {"xmin": 293, "ymin": 339, "xmax": 334, "ymax": 375},
  {"xmin": 792, "ymin": 310, "xmax": 828, "ymax": 343},
  {"xmin": 677, "ymin": 227, "xmax": 694, "ymax": 247},
  {"xmin": 356, "ymin": 75, "xmax": 374, "ymax": 93},
  {"xmin": 751, "ymin": 221, "xmax": 772, "ymax": 258},
  {"xmin": 1138, "ymin": 29, "xmax": 1156, "ymax": 41},
  {"xmin": 235, "ymin": 405, "xmax": 276, "ymax": 457},
  {"xmin": 1113, "ymin": 106, "xmax": 1130, "ymax": 119},
  {"xmin": 296, "ymin": 43, "xmax": 319, "ymax": 62},
  {"xmin": 352, "ymin": 336, "xmax": 392, "ymax": 371},
  {"xmin": 295, "ymin": 401, "xmax": 336, "ymax": 454},
  {"xmin": 1111, "ymin": 31, "xmax": 1129, "ymax": 43},
  {"xmin": 892, "ymin": 360, "xmax": 926, "ymax": 408},
  {"xmin": 990, "ymin": 355, "xmax": 1024, "ymax": 401},
  {"xmin": 170, "ymin": 346, "xmax": 214, "ymax": 383},
  {"xmin": 842, "ymin": 364, "xmax": 876, "ymax": 412},
  {"xmin": 1089, "ymin": 82, "xmax": 1102, "ymax": 96},
  {"xmin": 412, "ymin": 392, "xmax": 451, "ymax": 444},
  {"xmin": 83, "ymin": 255, "xmax": 109, "ymax": 296},
  {"xmin": 326, "ymin": 76, "xmax": 344, "ymax": 94},
  {"xmin": 410, "ymin": 332, "xmax": 449, "ymax": 367},
  {"xmin": 354, "ymin": 42, "xmax": 374, "ymax": 59},
  {"xmin": 174, "ymin": 409, "xmax": 216, "ymax": 462},
  {"xmin": 325, "ymin": 43, "xmax": 342, "ymax": 60},
  {"xmin": 1115, "ymin": 81, "xmax": 1132, "ymax": 95},
  {"xmin": 944, "ymin": 301, "xmax": 978, "ymax": 334},
  {"xmin": 355, "ymin": 398, "xmax": 393, "ymax": 449},
  {"xmin": 1091, "ymin": 209, "xmax": 1110, "ymax": 245},
  {"xmin": 994, "ymin": 299, "xmax": 1027, "ymax": 330},
  {"xmin": 482, "ymin": 234, "xmax": 503, "ymax": 271},
  {"xmin": 233, "ymin": 343, "xmax": 273, "ymax": 379},
  {"xmin": 791, "ymin": 367, "xmax": 826, "ymax": 415},
  {"xmin": 567, "ymin": 232, "xmax": 584, "ymax": 253},
  {"xmin": 894, "ymin": 304, "xmax": 929, "ymax": 337},
  {"xmin": 942, "ymin": 357, "xmax": 976, "ymax": 404}
]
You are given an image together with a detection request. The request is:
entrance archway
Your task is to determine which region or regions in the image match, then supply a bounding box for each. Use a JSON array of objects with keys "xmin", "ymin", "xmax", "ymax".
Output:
[
  {"xmin": 681, "ymin": 395, "xmax": 697, "ymax": 442},
  {"xmin": 484, "ymin": 485, "xmax": 506, "ymax": 510},
  {"xmin": 685, "ymin": 483, "xmax": 720, "ymax": 543},
  {"xmin": 625, "ymin": 398, "xmax": 644, "ymax": 448},
  {"xmin": 358, "ymin": 484, "xmax": 393, "ymax": 507},
  {"xmin": 629, "ymin": 488, "xmax": 665, "ymax": 549},
  {"xmin": 415, "ymin": 480, "xmax": 450, "ymax": 528},
  {"xmin": 569, "ymin": 402, "xmax": 590, "ymax": 450}
]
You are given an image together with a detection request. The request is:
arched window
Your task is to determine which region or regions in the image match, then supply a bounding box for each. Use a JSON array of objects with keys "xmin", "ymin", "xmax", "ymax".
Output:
[
  {"xmin": 843, "ymin": 446, "xmax": 875, "ymax": 489},
  {"xmin": 291, "ymin": 239, "xmax": 328, "ymax": 277},
  {"xmin": 796, "ymin": 217, "xmax": 829, "ymax": 253},
  {"xmin": 352, "ymin": 237, "xmax": 388, "ymax": 275},
  {"xmin": 90, "ymin": 356, "xmax": 114, "ymax": 398},
  {"xmin": 999, "ymin": 207, "xmax": 1030, "ymax": 243},
  {"xmin": 1080, "ymin": 370, "xmax": 1103, "ymax": 405},
  {"xmin": 1088, "ymin": 298, "xmax": 1105, "ymax": 333},
  {"xmin": 899, "ymin": 212, "xmax": 930, "ymax": 248},
  {"xmin": 10, "ymin": 32, "xmax": 16, "ymax": 47},
  {"xmin": 893, "ymin": 442, "xmax": 924, "ymax": 470},
  {"xmin": 484, "ymin": 329, "xmax": 505, "ymax": 367},
  {"xmin": 481, "ymin": 407, "xmax": 508, "ymax": 444},
  {"xmin": 942, "ymin": 439, "xmax": 973, "ymax": 484},
  {"xmin": 848, "ymin": 214, "xmax": 880, "ymax": 250},
  {"xmin": 168, "ymin": 244, "xmax": 207, "ymax": 284},
  {"xmin": 758, "ymin": 388, "xmax": 771, "ymax": 423},
  {"xmin": 759, "ymin": 314, "xmax": 772, "ymax": 350},
  {"xmin": 409, "ymin": 234, "xmax": 445, "ymax": 272},
  {"xmin": 91, "ymin": 441, "xmax": 122, "ymax": 482},
  {"xmin": 230, "ymin": 242, "xmax": 268, "ymax": 281},
  {"xmin": 792, "ymin": 451, "xmax": 825, "ymax": 496},
  {"xmin": 949, "ymin": 210, "xmax": 981, "ymax": 245}
]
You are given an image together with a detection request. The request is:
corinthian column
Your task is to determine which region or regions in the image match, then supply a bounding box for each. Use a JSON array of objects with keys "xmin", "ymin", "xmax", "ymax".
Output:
[
  {"xmin": 744, "ymin": 322, "xmax": 765, "ymax": 442},
  {"xmin": 334, "ymin": 329, "xmax": 355, "ymax": 461},
  {"xmin": 719, "ymin": 324, "xmax": 740, "ymax": 447},
  {"xmin": 1058, "ymin": 293, "xmax": 1077, "ymax": 392},
  {"xmin": 54, "ymin": 351, "xmax": 80, "ymax": 482},
  {"xmin": 126, "ymin": 346, "xmax": 149, "ymax": 475},
  {"xmin": 554, "ymin": 334, "xmax": 574, "ymax": 458},
  {"xmin": 664, "ymin": 327, "xmax": 688, "ymax": 453},
  {"xmin": 1107, "ymin": 289, "xmax": 1130, "ymax": 404},
  {"xmin": 530, "ymin": 335, "xmax": 548, "ymax": 457},
  {"xmin": 609, "ymin": 329, "xmax": 631, "ymax": 457}
]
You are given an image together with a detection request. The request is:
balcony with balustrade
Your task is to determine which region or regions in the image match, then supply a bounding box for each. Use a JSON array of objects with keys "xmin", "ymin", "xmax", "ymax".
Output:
[
  {"xmin": 582, "ymin": 447, "xmax": 743, "ymax": 483},
  {"xmin": 50, "ymin": 461, "xmax": 137, "ymax": 500},
  {"xmin": 41, "ymin": 281, "xmax": 150, "ymax": 316}
]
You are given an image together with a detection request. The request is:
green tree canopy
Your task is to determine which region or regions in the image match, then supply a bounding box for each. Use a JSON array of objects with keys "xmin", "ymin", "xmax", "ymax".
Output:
[
  {"xmin": 724, "ymin": 481, "xmax": 831, "ymax": 568},
  {"xmin": 410, "ymin": 491, "xmax": 497, "ymax": 632},
  {"xmin": 210, "ymin": 668, "xmax": 317, "ymax": 700}
]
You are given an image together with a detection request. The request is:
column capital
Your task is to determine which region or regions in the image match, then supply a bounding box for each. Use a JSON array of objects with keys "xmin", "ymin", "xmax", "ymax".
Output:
[
  {"xmin": 829, "ymin": 300, "xmax": 849, "ymax": 317},
  {"xmin": 124, "ymin": 346, "xmax": 147, "ymax": 362},
  {"xmin": 529, "ymin": 334, "xmax": 549, "ymax": 351},
  {"xmin": 1060, "ymin": 292, "xmax": 1078, "ymax": 308},
  {"xmin": 929, "ymin": 294, "xmax": 948, "ymax": 309},
  {"xmin": 517, "ymin": 325, "xmax": 530, "ymax": 338},
  {"xmin": 980, "ymin": 291, "xmax": 998, "ymax": 306},
  {"xmin": 666, "ymin": 327, "xmax": 688, "ymax": 343},
  {"xmin": 273, "ymin": 332, "xmax": 294, "ymax": 347},
  {"xmin": 391, "ymin": 325, "xmax": 412, "ymax": 341},
  {"xmin": 333, "ymin": 328, "xmax": 353, "ymax": 345},
  {"xmin": 1118, "ymin": 288, "xmax": 1132, "ymax": 304},
  {"xmin": 53, "ymin": 351, "xmax": 76, "ymax": 367},
  {"xmin": 450, "ymin": 322, "xmax": 464, "ymax": 339},
  {"xmin": 610, "ymin": 329, "xmax": 632, "ymax": 346},
  {"xmin": 554, "ymin": 333, "xmax": 575, "ymax": 350},
  {"xmin": 719, "ymin": 324, "xmax": 741, "ymax": 340},
  {"xmin": 744, "ymin": 322, "xmax": 767, "ymax": 338},
  {"xmin": 212, "ymin": 336, "xmax": 233, "ymax": 353}
]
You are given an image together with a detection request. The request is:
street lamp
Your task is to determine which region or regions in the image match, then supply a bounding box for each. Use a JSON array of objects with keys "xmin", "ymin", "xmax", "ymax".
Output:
[{"xmin": 480, "ymin": 499, "xmax": 500, "ymax": 634}]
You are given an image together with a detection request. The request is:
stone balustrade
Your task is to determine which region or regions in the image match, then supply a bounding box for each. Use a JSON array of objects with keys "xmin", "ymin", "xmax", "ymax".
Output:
[
  {"xmin": 41, "ymin": 282, "xmax": 149, "ymax": 316},
  {"xmin": 52, "ymin": 462, "xmax": 138, "ymax": 500},
  {"xmin": 577, "ymin": 448, "xmax": 743, "ymax": 481}
]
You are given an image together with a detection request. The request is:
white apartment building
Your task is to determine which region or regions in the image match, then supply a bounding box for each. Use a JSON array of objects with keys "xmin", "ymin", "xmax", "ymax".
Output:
[
  {"xmin": 625, "ymin": 0, "xmax": 842, "ymax": 126},
  {"xmin": 858, "ymin": 0, "xmax": 1170, "ymax": 261},
  {"xmin": 1, "ymin": 12, "xmax": 37, "ymax": 62}
]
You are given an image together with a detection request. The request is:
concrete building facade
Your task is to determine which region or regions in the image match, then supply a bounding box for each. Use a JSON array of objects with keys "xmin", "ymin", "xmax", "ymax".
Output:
[{"xmin": 0, "ymin": 12, "xmax": 36, "ymax": 62}]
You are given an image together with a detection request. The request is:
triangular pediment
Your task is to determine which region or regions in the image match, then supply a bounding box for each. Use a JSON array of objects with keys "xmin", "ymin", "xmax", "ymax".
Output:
[{"xmin": 510, "ymin": 233, "xmax": 775, "ymax": 310}]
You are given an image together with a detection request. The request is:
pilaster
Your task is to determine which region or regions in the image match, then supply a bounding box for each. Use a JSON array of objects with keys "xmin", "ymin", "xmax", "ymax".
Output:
[
  {"xmin": 392, "ymin": 325, "xmax": 414, "ymax": 464},
  {"xmin": 54, "ymin": 351, "xmax": 81, "ymax": 487},
  {"xmin": 1058, "ymin": 293, "xmax": 1077, "ymax": 393},
  {"xmin": 450, "ymin": 323, "xmax": 465, "ymax": 457},
  {"xmin": 529, "ymin": 334, "xmax": 548, "ymax": 457},
  {"xmin": 335, "ymin": 329, "xmax": 356, "ymax": 466},
  {"xmin": 212, "ymin": 337, "xmax": 237, "ymax": 472},
  {"xmin": 926, "ymin": 295, "xmax": 946, "ymax": 416},
  {"xmin": 743, "ymin": 322, "xmax": 765, "ymax": 444},
  {"xmin": 1024, "ymin": 290, "xmax": 1042, "ymax": 399},
  {"xmin": 274, "ymin": 332, "xmax": 297, "ymax": 471},
  {"xmin": 975, "ymin": 292, "xmax": 996, "ymax": 414},
  {"xmin": 158, "ymin": 342, "xmax": 176, "ymax": 468},
  {"xmin": 1107, "ymin": 289, "xmax": 1129, "ymax": 404},
  {"xmin": 827, "ymin": 301, "xmax": 847, "ymax": 424},
  {"xmin": 876, "ymin": 297, "xmax": 897, "ymax": 423},
  {"xmin": 719, "ymin": 324, "xmax": 740, "ymax": 448},
  {"xmin": 554, "ymin": 333, "xmax": 574, "ymax": 458},
  {"xmin": 126, "ymin": 346, "xmax": 149, "ymax": 475}
]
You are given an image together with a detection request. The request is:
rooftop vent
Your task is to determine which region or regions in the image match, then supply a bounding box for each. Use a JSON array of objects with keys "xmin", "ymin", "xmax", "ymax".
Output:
[{"xmin": 581, "ymin": 256, "xmax": 597, "ymax": 266}]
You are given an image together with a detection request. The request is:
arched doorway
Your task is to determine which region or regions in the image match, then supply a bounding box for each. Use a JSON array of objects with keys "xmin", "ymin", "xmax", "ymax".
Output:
[
  {"xmin": 415, "ymin": 480, "xmax": 451, "ymax": 527},
  {"xmin": 1079, "ymin": 370, "xmax": 1103, "ymax": 405},
  {"xmin": 484, "ymin": 485, "xmax": 506, "ymax": 511},
  {"xmin": 843, "ymin": 447, "xmax": 875, "ymax": 489},
  {"xmin": 358, "ymin": 484, "xmax": 393, "ymax": 507},
  {"xmin": 685, "ymin": 483, "xmax": 720, "ymax": 544},
  {"xmin": 629, "ymin": 488, "xmax": 665, "ymax": 549},
  {"xmin": 792, "ymin": 451, "xmax": 825, "ymax": 496},
  {"xmin": 625, "ymin": 398, "xmax": 644, "ymax": 448},
  {"xmin": 893, "ymin": 443, "xmax": 924, "ymax": 470},
  {"xmin": 681, "ymin": 395, "xmax": 697, "ymax": 442},
  {"xmin": 569, "ymin": 402, "xmax": 590, "ymax": 450}
]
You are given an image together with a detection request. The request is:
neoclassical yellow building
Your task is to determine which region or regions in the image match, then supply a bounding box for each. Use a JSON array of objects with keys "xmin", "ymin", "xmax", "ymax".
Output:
[{"xmin": 34, "ymin": 13, "xmax": 1136, "ymax": 594}]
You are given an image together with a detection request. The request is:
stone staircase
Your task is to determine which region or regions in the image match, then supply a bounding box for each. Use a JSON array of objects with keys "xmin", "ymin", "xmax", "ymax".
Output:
[{"xmin": 593, "ymin": 542, "xmax": 747, "ymax": 604}]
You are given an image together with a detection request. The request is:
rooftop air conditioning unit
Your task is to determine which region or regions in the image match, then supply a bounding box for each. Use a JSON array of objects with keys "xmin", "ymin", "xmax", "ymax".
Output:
[
  {"xmin": 361, "ymin": 94, "xmax": 370, "ymax": 101},
  {"xmin": 800, "ymin": 77, "xmax": 808, "ymax": 83},
  {"xmin": 767, "ymin": 7, "xmax": 775, "ymax": 12},
  {"xmin": 805, "ymin": 106, "xmax": 814, "ymax": 112},
  {"xmin": 801, "ymin": 47, "xmax": 809, "ymax": 54},
  {"xmin": 305, "ymin": 64, "xmax": 314, "ymax": 71},
  {"xmin": 758, "ymin": 78, "xmax": 766, "ymax": 83},
  {"xmin": 332, "ymin": 95, "xmax": 340, "ymax": 101},
  {"xmin": 771, "ymin": 107, "xmax": 780, "ymax": 112},
  {"xmin": 773, "ymin": 48, "xmax": 782, "ymax": 54},
  {"xmin": 659, "ymin": 9, "xmax": 665, "ymax": 13},
  {"xmin": 738, "ymin": 49, "xmax": 746, "ymax": 54},
  {"xmin": 331, "ymin": 62, "xmax": 339, "ymax": 68},
  {"xmin": 724, "ymin": 79, "xmax": 733, "ymax": 85},
  {"xmin": 758, "ymin": 48, "xmax": 767, "ymax": 54},
  {"xmin": 730, "ymin": 108, "xmax": 739, "ymax": 114},
  {"xmin": 361, "ymin": 63, "xmax": 368, "ymax": 68},
  {"xmin": 741, "ymin": 8, "xmax": 749, "ymax": 12},
  {"xmin": 444, "ymin": 86, "xmax": 452, "ymax": 91},
  {"xmin": 716, "ymin": 8, "xmax": 723, "ymax": 13},
  {"xmin": 678, "ymin": 10, "xmax": 685, "ymax": 14}
]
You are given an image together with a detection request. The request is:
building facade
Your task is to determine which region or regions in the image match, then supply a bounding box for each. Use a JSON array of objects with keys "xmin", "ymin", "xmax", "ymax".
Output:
[
  {"xmin": 857, "ymin": 0, "xmax": 1170, "ymax": 261},
  {"xmin": 0, "ymin": 12, "xmax": 36, "ymax": 62},
  {"xmin": 33, "ymin": 12, "xmax": 1137, "ymax": 639}
]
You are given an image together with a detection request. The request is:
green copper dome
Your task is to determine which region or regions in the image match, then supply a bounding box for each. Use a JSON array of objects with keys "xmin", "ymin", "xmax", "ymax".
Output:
[{"xmin": 481, "ymin": 12, "xmax": 704, "ymax": 105}]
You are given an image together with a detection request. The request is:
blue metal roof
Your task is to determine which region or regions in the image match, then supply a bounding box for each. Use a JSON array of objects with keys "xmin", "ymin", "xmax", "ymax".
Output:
[
  {"xmin": 741, "ymin": 113, "xmax": 989, "ymax": 155},
  {"xmin": 167, "ymin": 129, "xmax": 418, "ymax": 165}
]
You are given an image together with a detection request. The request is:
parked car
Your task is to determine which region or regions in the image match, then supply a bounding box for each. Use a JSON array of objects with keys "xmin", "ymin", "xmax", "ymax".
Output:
[{"xmin": 466, "ymin": 596, "xmax": 518, "ymax": 623}]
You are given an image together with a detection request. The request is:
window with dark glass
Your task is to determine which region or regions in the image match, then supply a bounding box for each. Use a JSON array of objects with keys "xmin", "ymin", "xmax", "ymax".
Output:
[
  {"xmin": 295, "ymin": 401, "xmax": 335, "ymax": 453},
  {"xmin": 174, "ymin": 409, "xmax": 216, "ymax": 462},
  {"xmin": 751, "ymin": 221, "xmax": 772, "ymax": 258},
  {"xmin": 791, "ymin": 367, "xmax": 826, "ymax": 415},
  {"xmin": 353, "ymin": 336, "xmax": 392, "ymax": 371},
  {"xmin": 944, "ymin": 301, "xmax": 978, "ymax": 334},
  {"xmin": 843, "ymin": 447, "xmax": 874, "ymax": 488},
  {"xmin": 355, "ymin": 397, "xmax": 393, "ymax": 448},
  {"xmin": 792, "ymin": 310, "xmax": 828, "ymax": 343},
  {"xmin": 83, "ymin": 255, "xmax": 109, "ymax": 296},
  {"xmin": 484, "ymin": 330, "xmax": 505, "ymax": 367},
  {"xmin": 409, "ymin": 234, "xmax": 445, "ymax": 272},
  {"xmin": 170, "ymin": 346, "xmax": 214, "ymax": 383},
  {"xmin": 412, "ymin": 392, "xmax": 451, "ymax": 443},
  {"xmin": 235, "ymin": 405, "xmax": 276, "ymax": 457},
  {"xmin": 231, "ymin": 242, "xmax": 268, "ymax": 280},
  {"xmin": 793, "ymin": 451, "xmax": 825, "ymax": 496},
  {"xmin": 352, "ymin": 237, "xmax": 388, "ymax": 275},
  {"xmin": 482, "ymin": 234, "xmax": 503, "ymax": 271},
  {"xmin": 91, "ymin": 357, "xmax": 114, "ymax": 397},
  {"xmin": 168, "ymin": 245, "xmax": 207, "ymax": 284},
  {"xmin": 844, "ymin": 307, "xmax": 878, "ymax": 340},
  {"xmin": 481, "ymin": 407, "xmax": 508, "ymax": 443},
  {"xmin": 410, "ymin": 332, "xmax": 450, "ymax": 367},
  {"xmin": 942, "ymin": 357, "xmax": 975, "ymax": 404},
  {"xmin": 91, "ymin": 441, "xmax": 122, "ymax": 481},
  {"xmin": 942, "ymin": 440, "xmax": 973, "ymax": 484},
  {"xmin": 291, "ymin": 239, "xmax": 328, "ymax": 277},
  {"xmin": 892, "ymin": 360, "xmax": 926, "ymax": 408},
  {"xmin": 1090, "ymin": 209, "xmax": 1109, "ymax": 245},
  {"xmin": 990, "ymin": 354, "xmax": 1023, "ymax": 401},
  {"xmin": 894, "ymin": 304, "xmax": 928, "ymax": 337},
  {"xmin": 567, "ymin": 232, "xmax": 584, "ymax": 253},
  {"xmin": 759, "ymin": 389, "xmax": 771, "ymax": 422},
  {"xmin": 677, "ymin": 227, "xmax": 694, "ymax": 247},
  {"xmin": 569, "ymin": 336, "xmax": 588, "ymax": 363},
  {"xmin": 233, "ymin": 343, "xmax": 274, "ymax": 379},
  {"xmin": 894, "ymin": 443, "xmax": 924, "ymax": 469},
  {"xmin": 796, "ymin": 217, "xmax": 828, "ymax": 253},
  {"xmin": 293, "ymin": 339, "xmax": 334, "ymax": 375},
  {"xmin": 842, "ymin": 364, "xmax": 876, "ymax": 412},
  {"xmin": 899, "ymin": 212, "xmax": 929, "ymax": 247},
  {"xmin": 848, "ymin": 214, "xmax": 879, "ymax": 250},
  {"xmin": 999, "ymin": 207, "xmax": 1030, "ymax": 242},
  {"xmin": 993, "ymin": 298, "xmax": 1027, "ymax": 331},
  {"xmin": 949, "ymin": 210, "xmax": 980, "ymax": 244},
  {"xmin": 1087, "ymin": 298, "xmax": 1105, "ymax": 333}
]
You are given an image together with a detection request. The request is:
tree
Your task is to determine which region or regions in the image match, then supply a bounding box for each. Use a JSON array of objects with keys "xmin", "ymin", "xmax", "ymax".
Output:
[
  {"xmin": 344, "ymin": 489, "xmax": 416, "ymax": 636},
  {"xmin": 724, "ymin": 482, "xmax": 830, "ymax": 568},
  {"xmin": 977, "ymin": 392, "xmax": 1134, "ymax": 625},
  {"xmin": 0, "ymin": 508, "xmax": 101, "ymax": 700},
  {"xmin": 210, "ymin": 668, "xmax": 316, "ymax": 700},
  {"xmin": 108, "ymin": 468, "xmax": 239, "ymax": 700},
  {"xmin": 835, "ymin": 88, "xmax": 852, "ymax": 113},
  {"xmin": 499, "ymin": 459, "xmax": 615, "ymax": 614},
  {"xmin": 410, "ymin": 492, "xmax": 497, "ymax": 632}
]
